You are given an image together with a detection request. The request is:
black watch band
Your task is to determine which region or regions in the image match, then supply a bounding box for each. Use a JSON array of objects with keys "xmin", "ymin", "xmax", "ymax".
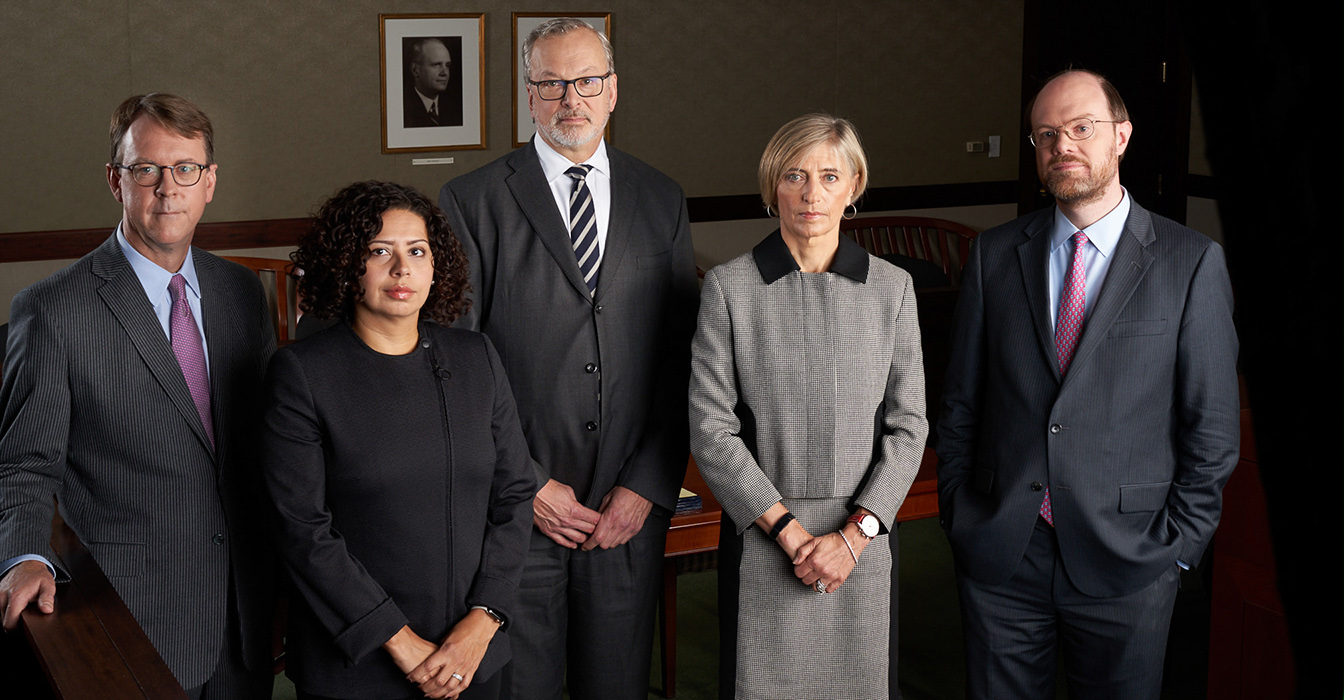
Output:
[{"xmin": 769, "ymin": 512, "xmax": 796, "ymax": 540}]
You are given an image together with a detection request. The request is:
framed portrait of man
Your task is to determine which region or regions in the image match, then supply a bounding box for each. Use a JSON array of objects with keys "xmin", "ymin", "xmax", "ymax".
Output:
[
  {"xmin": 381, "ymin": 13, "xmax": 485, "ymax": 153},
  {"xmin": 512, "ymin": 13, "xmax": 612, "ymax": 148}
]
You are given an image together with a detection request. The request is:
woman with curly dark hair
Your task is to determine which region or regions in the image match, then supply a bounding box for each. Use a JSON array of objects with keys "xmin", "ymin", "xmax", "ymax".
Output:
[{"xmin": 260, "ymin": 181, "xmax": 536, "ymax": 700}]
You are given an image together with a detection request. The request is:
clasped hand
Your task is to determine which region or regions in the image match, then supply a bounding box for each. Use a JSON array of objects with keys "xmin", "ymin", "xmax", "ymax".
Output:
[
  {"xmin": 385, "ymin": 609, "xmax": 498, "ymax": 699},
  {"xmin": 534, "ymin": 480, "xmax": 650, "ymax": 551},
  {"xmin": 792, "ymin": 531, "xmax": 859, "ymax": 593}
]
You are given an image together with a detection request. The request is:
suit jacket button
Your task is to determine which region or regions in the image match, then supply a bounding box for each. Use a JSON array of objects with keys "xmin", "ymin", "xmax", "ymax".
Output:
[
  {"xmin": 594, "ymin": 305, "xmax": 603, "ymax": 314},
  {"xmin": 585, "ymin": 363, "xmax": 597, "ymax": 373},
  {"xmin": 1049, "ymin": 424, "xmax": 1062, "ymax": 434},
  {"xmin": 586, "ymin": 421, "xmax": 598, "ymax": 431},
  {"xmin": 1030, "ymin": 481, "xmax": 1043, "ymax": 491},
  {"xmin": 213, "ymin": 533, "xmax": 225, "ymax": 545}
]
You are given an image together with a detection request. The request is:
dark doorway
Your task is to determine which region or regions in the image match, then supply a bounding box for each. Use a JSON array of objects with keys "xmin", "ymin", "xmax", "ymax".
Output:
[{"xmin": 1017, "ymin": 0, "xmax": 1192, "ymax": 222}]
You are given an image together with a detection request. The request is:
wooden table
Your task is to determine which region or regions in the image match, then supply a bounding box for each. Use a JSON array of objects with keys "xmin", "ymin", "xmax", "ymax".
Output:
[{"xmin": 658, "ymin": 449, "xmax": 940, "ymax": 697}]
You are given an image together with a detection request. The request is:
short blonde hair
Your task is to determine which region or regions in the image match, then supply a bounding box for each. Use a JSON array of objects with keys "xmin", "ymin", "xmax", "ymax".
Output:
[{"xmin": 758, "ymin": 114, "xmax": 868, "ymax": 211}]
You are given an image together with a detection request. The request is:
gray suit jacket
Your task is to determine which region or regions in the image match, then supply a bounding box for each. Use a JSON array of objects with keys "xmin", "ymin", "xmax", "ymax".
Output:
[
  {"xmin": 438, "ymin": 140, "xmax": 698, "ymax": 513},
  {"xmin": 936, "ymin": 201, "xmax": 1240, "ymax": 598},
  {"xmin": 0, "ymin": 234, "xmax": 276, "ymax": 688}
]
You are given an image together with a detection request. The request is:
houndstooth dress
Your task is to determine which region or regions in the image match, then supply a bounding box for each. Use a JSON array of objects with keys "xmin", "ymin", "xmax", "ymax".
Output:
[{"xmin": 689, "ymin": 231, "xmax": 928, "ymax": 700}]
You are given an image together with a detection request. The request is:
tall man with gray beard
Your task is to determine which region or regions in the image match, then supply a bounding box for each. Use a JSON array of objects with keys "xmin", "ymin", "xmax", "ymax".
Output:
[{"xmin": 437, "ymin": 17, "xmax": 697, "ymax": 700}]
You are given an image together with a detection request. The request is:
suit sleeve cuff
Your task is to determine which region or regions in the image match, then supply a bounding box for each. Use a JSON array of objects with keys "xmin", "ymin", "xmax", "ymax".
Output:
[{"xmin": 332, "ymin": 597, "xmax": 409, "ymax": 665}]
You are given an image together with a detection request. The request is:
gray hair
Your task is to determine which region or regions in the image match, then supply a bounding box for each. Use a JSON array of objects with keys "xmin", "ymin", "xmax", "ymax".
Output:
[{"xmin": 521, "ymin": 18, "xmax": 614, "ymax": 80}]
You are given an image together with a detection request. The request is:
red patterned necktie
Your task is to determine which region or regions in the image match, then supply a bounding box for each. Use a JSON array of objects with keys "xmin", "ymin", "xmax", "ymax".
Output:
[
  {"xmin": 1041, "ymin": 230, "xmax": 1089, "ymax": 526},
  {"xmin": 169, "ymin": 274, "xmax": 214, "ymax": 450}
]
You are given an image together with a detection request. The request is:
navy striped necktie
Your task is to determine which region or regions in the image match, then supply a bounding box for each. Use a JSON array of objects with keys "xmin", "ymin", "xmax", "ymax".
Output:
[{"xmin": 566, "ymin": 164, "xmax": 600, "ymax": 295}]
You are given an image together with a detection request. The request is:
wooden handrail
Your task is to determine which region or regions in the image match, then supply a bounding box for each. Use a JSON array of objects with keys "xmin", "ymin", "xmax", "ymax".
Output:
[{"xmin": 11, "ymin": 512, "xmax": 189, "ymax": 699}]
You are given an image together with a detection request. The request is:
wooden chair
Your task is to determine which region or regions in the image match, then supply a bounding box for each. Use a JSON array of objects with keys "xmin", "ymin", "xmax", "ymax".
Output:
[
  {"xmin": 223, "ymin": 257, "xmax": 297, "ymax": 344},
  {"xmin": 840, "ymin": 216, "xmax": 979, "ymax": 286}
]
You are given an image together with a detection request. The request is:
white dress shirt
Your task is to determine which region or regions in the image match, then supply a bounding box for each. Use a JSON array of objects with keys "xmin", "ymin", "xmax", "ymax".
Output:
[{"xmin": 533, "ymin": 134, "xmax": 611, "ymax": 272}]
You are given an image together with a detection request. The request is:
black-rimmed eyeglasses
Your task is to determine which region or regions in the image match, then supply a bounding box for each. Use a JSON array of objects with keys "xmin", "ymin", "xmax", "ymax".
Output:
[
  {"xmin": 1028, "ymin": 118, "xmax": 1123, "ymax": 149},
  {"xmin": 113, "ymin": 162, "xmax": 210, "ymax": 187},
  {"xmin": 527, "ymin": 72, "xmax": 612, "ymax": 101}
]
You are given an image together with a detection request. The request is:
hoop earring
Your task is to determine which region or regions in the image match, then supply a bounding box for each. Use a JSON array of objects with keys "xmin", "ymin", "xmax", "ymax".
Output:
[
  {"xmin": 843, "ymin": 203, "xmax": 858, "ymax": 220},
  {"xmin": 765, "ymin": 204, "xmax": 776, "ymax": 218}
]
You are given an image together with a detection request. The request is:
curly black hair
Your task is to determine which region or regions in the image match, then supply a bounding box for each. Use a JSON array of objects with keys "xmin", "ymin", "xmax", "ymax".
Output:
[{"xmin": 293, "ymin": 181, "xmax": 471, "ymax": 325}]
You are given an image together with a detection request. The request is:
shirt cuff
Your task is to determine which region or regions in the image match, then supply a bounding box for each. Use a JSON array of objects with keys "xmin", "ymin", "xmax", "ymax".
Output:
[{"xmin": 1, "ymin": 554, "xmax": 57, "ymax": 579}]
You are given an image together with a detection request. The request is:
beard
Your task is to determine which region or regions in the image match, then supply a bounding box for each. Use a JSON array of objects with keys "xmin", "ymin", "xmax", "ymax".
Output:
[
  {"xmin": 1043, "ymin": 147, "xmax": 1119, "ymax": 205},
  {"xmin": 537, "ymin": 107, "xmax": 609, "ymax": 149}
]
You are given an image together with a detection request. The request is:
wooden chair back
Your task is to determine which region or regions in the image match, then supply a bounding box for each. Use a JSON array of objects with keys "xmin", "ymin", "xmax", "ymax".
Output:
[
  {"xmin": 839, "ymin": 216, "xmax": 979, "ymax": 286},
  {"xmin": 223, "ymin": 257, "xmax": 296, "ymax": 344}
]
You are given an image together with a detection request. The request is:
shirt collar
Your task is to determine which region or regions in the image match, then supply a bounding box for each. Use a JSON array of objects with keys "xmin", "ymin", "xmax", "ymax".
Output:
[
  {"xmin": 414, "ymin": 88, "xmax": 439, "ymax": 112},
  {"xmin": 116, "ymin": 223, "xmax": 202, "ymax": 305},
  {"xmin": 1050, "ymin": 188, "xmax": 1131, "ymax": 258},
  {"xmin": 752, "ymin": 229, "xmax": 870, "ymax": 285},
  {"xmin": 534, "ymin": 134, "xmax": 610, "ymax": 182}
]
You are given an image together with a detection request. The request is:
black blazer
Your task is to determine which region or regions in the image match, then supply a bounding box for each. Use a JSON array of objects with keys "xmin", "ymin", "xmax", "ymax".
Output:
[
  {"xmin": 0, "ymin": 234, "xmax": 276, "ymax": 687},
  {"xmin": 438, "ymin": 140, "xmax": 699, "ymax": 513},
  {"xmin": 261, "ymin": 322, "xmax": 535, "ymax": 698},
  {"xmin": 936, "ymin": 201, "xmax": 1240, "ymax": 598}
]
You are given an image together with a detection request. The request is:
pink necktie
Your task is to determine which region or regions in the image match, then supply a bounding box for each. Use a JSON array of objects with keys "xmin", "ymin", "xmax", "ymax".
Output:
[
  {"xmin": 1041, "ymin": 231, "xmax": 1088, "ymax": 526},
  {"xmin": 169, "ymin": 274, "xmax": 214, "ymax": 450}
]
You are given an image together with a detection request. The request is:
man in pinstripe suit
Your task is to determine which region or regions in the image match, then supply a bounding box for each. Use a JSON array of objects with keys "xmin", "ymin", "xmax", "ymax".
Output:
[
  {"xmin": 0, "ymin": 94, "xmax": 275, "ymax": 699},
  {"xmin": 937, "ymin": 70, "xmax": 1239, "ymax": 699}
]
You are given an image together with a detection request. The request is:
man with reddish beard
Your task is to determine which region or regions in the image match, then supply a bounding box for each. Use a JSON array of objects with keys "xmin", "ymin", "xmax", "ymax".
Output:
[
  {"xmin": 937, "ymin": 69, "xmax": 1239, "ymax": 699},
  {"xmin": 437, "ymin": 17, "xmax": 697, "ymax": 700}
]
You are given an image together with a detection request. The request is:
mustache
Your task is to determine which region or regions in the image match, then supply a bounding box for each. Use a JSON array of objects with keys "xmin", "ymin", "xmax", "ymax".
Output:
[
  {"xmin": 553, "ymin": 109, "xmax": 591, "ymax": 123},
  {"xmin": 1049, "ymin": 154, "xmax": 1087, "ymax": 167}
]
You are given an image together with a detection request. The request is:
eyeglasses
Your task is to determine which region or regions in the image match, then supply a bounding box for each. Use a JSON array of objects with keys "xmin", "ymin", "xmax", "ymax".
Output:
[
  {"xmin": 1028, "ymin": 118, "xmax": 1123, "ymax": 149},
  {"xmin": 527, "ymin": 72, "xmax": 612, "ymax": 101},
  {"xmin": 113, "ymin": 162, "xmax": 210, "ymax": 187}
]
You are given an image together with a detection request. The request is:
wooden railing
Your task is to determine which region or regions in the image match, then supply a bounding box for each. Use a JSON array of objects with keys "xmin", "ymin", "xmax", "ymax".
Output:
[
  {"xmin": 0, "ymin": 218, "xmax": 311, "ymax": 264},
  {"xmin": 4, "ymin": 512, "xmax": 189, "ymax": 699}
]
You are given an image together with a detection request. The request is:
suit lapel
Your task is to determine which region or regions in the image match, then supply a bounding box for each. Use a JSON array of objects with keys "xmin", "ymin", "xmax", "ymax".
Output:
[
  {"xmin": 1064, "ymin": 203, "xmax": 1155, "ymax": 382},
  {"xmin": 197, "ymin": 253, "xmax": 232, "ymax": 468},
  {"xmin": 1014, "ymin": 210, "xmax": 1059, "ymax": 379},
  {"xmin": 91, "ymin": 236, "xmax": 215, "ymax": 454},
  {"xmin": 594, "ymin": 144, "xmax": 637, "ymax": 303},
  {"xmin": 504, "ymin": 144, "xmax": 593, "ymax": 300}
]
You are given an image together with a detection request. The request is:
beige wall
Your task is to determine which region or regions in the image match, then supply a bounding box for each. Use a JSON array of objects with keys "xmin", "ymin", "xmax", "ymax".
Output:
[
  {"xmin": 0, "ymin": 0, "xmax": 1025, "ymax": 235},
  {"xmin": 1, "ymin": 1, "xmax": 1028, "ymax": 324}
]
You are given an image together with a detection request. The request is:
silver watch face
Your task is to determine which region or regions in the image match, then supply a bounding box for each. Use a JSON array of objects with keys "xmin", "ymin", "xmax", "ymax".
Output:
[{"xmin": 858, "ymin": 515, "xmax": 880, "ymax": 538}]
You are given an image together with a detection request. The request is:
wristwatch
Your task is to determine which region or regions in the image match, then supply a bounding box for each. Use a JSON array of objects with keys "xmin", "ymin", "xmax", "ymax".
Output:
[
  {"xmin": 846, "ymin": 513, "xmax": 880, "ymax": 540},
  {"xmin": 471, "ymin": 605, "xmax": 505, "ymax": 626}
]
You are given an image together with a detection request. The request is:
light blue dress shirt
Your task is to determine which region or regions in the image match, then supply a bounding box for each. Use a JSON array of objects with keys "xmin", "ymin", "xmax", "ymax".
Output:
[
  {"xmin": 1047, "ymin": 189, "xmax": 1130, "ymax": 331},
  {"xmin": 1, "ymin": 227, "xmax": 209, "ymax": 579}
]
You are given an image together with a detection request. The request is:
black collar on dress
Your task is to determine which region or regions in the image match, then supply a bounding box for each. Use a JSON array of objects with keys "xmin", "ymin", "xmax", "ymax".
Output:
[{"xmin": 751, "ymin": 229, "xmax": 869, "ymax": 285}]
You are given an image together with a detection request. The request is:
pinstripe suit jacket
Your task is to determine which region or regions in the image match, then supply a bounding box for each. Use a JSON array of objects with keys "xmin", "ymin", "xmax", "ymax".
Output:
[
  {"xmin": 936, "ymin": 201, "xmax": 1240, "ymax": 598},
  {"xmin": 438, "ymin": 140, "xmax": 699, "ymax": 514},
  {"xmin": 0, "ymin": 233, "xmax": 276, "ymax": 688}
]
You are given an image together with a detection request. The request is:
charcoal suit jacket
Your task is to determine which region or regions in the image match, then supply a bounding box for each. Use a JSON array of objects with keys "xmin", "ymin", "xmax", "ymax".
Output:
[
  {"xmin": 437, "ymin": 139, "xmax": 699, "ymax": 515},
  {"xmin": 936, "ymin": 200, "xmax": 1240, "ymax": 598},
  {"xmin": 0, "ymin": 233, "xmax": 276, "ymax": 688}
]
